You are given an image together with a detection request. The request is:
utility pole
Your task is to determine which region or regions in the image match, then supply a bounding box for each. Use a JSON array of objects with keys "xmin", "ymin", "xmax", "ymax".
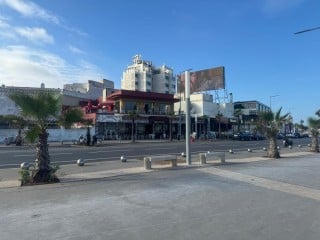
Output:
[{"xmin": 185, "ymin": 70, "xmax": 191, "ymax": 165}]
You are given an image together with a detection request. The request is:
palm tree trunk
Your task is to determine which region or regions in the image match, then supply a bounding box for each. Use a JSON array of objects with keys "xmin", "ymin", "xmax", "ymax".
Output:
[
  {"xmin": 169, "ymin": 118, "xmax": 172, "ymax": 141},
  {"xmin": 131, "ymin": 119, "xmax": 135, "ymax": 143},
  {"xmin": 311, "ymin": 134, "xmax": 319, "ymax": 152},
  {"xmin": 268, "ymin": 136, "xmax": 280, "ymax": 158},
  {"xmin": 32, "ymin": 129, "xmax": 53, "ymax": 183}
]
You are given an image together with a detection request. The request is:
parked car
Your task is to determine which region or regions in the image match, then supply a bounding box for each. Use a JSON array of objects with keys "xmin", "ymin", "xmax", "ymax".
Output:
[
  {"xmin": 252, "ymin": 133, "xmax": 265, "ymax": 140},
  {"xmin": 233, "ymin": 132, "xmax": 253, "ymax": 141}
]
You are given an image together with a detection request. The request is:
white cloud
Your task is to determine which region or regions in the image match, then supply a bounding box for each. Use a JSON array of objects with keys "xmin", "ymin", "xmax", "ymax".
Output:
[
  {"xmin": 0, "ymin": 0, "xmax": 87, "ymax": 36},
  {"xmin": 0, "ymin": 45, "xmax": 106, "ymax": 89},
  {"xmin": 15, "ymin": 27, "xmax": 54, "ymax": 44},
  {"xmin": 69, "ymin": 45, "xmax": 85, "ymax": 54},
  {"xmin": 0, "ymin": 18, "xmax": 16, "ymax": 40},
  {"xmin": 0, "ymin": 0, "xmax": 60, "ymax": 24},
  {"xmin": 0, "ymin": 18, "xmax": 54, "ymax": 44}
]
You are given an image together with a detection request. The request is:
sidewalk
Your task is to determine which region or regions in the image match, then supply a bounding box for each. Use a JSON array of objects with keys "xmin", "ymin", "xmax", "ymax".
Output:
[{"xmin": 0, "ymin": 144, "xmax": 315, "ymax": 189}]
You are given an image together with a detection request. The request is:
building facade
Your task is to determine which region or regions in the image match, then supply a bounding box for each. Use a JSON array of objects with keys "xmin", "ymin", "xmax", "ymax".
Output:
[
  {"xmin": 95, "ymin": 89, "xmax": 180, "ymax": 140},
  {"xmin": 233, "ymin": 100, "xmax": 271, "ymax": 133},
  {"xmin": 0, "ymin": 80, "xmax": 115, "ymax": 128},
  {"xmin": 0, "ymin": 84, "xmax": 61, "ymax": 117},
  {"xmin": 121, "ymin": 54, "xmax": 175, "ymax": 94}
]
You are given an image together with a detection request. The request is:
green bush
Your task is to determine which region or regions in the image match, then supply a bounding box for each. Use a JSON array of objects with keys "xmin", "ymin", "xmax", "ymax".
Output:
[{"xmin": 19, "ymin": 169, "xmax": 31, "ymax": 186}]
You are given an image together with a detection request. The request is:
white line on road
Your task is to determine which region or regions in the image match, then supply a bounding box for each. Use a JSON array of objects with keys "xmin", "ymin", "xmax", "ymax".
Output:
[
  {"xmin": 198, "ymin": 167, "xmax": 320, "ymax": 202},
  {"xmin": 14, "ymin": 153, "xmax": 73, "ymax": 157},
  {"xmin": 88, "ymin": 149, "xmax": 126, "ymax": 154}
]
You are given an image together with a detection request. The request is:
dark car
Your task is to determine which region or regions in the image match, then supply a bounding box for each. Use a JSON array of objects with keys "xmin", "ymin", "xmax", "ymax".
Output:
[
  {"xmin": 233, "ymin": 132, "xmax": 253, "ymax": 141},
  {"xmin": 252, "ymin": 133, "xmax": 265, "ymax": 140}
]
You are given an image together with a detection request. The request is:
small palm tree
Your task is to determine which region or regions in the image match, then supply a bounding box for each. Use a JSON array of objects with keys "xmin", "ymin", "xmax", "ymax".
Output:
[
  {"xmin": 10, "ymin": 93, "xmax": 83, "ymax": 183},
  {"xmin": 258, "ymin": 107, "xmax": 290, "ymax": 158},
  {"xmin": 234, "ymin": 106, "xmax": 244, "ymax": 132},
  {"xmin": 216, "ymin": 112, "xmax": 223, "ymax": 138},
  {"xmin": 307, "ymin": 111, "xmax": 320, "ymax": 153},
  {"xmin": 128, "ymin": 110, "xmax": 138, "ymax": 143}
]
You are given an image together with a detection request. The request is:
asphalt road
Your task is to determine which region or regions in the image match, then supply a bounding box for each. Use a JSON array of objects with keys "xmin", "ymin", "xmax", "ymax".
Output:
[
  {"xmin": 0, "ymin": 138, "xmax": 311, "ymax": 168},
  {"xmin": 1, "ymin": 152, "xmax": 319, "ymax": 240}
]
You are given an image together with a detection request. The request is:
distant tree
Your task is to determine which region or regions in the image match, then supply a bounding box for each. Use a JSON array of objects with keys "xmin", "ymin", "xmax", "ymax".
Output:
[
  {"xmin": 128, "ymin": 110, "xmax": 138, "ymax": 143},
  {"xmin": 59, "ymin": 108, "xmax": 84, "ymax": 129},
  {"xmin": 167, "ymin": 112, "xmax": 175, "ymax": 141},
  {"xmin": 308, "ymin": 110, "xmax": 320, "ymax": 153},
  {"xmin": 257, "ymin": 107, "xmax": 290, "ymax": 158},
  {"xmin": 10, "ymin": 93, "xmax": 83, "ymax": 183},
  {"xmin": 216, "ymin": 112, "xmax": 223, "ymax": 138},
  {"xmin": 234, "ymin": 104, "xmax": 244, "ymax": 132}
]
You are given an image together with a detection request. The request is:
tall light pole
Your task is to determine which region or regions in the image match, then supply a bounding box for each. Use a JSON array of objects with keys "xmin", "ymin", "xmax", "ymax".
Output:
[
  {"xmin": 269, "ymin": 95, "xmax": 279, "ymax": 110},
  {"xmin": 185, "ymin": 70, "xmax": 191, "ymax": 165}
]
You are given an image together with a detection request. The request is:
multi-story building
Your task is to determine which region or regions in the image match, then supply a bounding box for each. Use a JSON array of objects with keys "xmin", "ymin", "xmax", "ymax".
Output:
[
  {"xmin": 95, "ymin": 89, "xmax": 179, "ymax": 140},
  {"xmin": 121, "ymin": 54, "xmax": 175, "ymax": 94},
  {"xmin": 0, "ymin": 79, "xmax": 115, "ymax": 125},
  {"xmin": 174, "ymin": 92, "xmax": 234, "ymax": 138},
  {"xmin": 0, "ymin": 83, "xmax": 61, "ymax": 117},
  {"xmin": 233, "ymin": 100, "xmax": 270, "ymax": 132}
]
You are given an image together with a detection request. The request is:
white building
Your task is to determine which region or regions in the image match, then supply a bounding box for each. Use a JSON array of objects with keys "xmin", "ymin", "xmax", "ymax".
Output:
[
  {"xmin": 0, "ymin": 79, "xmax": 115, "ymax": 116},
  {"xmin": 121, "ymin": 54, "xmax": 175, "ymax": 94},
  {"xmin": 0, "ymin": 84, "xmax": 61, "ymax": 116},
  {"xmin": 174, "ymin": 92, "xmax": 234, "ymax": 119},
  {"xmin": 64, "ymin": 79, "xmax": 114, "ymax": 100}
]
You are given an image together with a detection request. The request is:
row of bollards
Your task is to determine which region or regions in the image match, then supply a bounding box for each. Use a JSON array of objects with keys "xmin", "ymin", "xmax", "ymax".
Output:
[{"xmin": 19, "ymin": 144, "xmax": 309, "ymax": 169}]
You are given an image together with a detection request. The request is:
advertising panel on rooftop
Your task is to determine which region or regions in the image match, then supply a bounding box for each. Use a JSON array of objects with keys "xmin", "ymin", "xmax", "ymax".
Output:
[{"xmin": 177, "ymin": 66, "xmax": 225, "ymax": 93}]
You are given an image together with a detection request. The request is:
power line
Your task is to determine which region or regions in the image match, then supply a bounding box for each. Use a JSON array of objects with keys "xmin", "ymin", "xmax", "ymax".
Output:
[{"xmin": 294, "ymin": 26, "xmax": 320, "ymax": 34}]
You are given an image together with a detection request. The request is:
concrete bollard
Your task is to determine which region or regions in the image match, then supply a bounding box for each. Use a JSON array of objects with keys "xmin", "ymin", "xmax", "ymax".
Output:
[
  {"xmin": 20, "ymin": 162, "xmax": 30, "ymax": 170},
  {"xmin": 120, "ymin": 156, "xmax": 127, "ymax": 162},
  {"xmin": 144, "ymin": 157, "xmax": 151, "ymax": 170},
  {"xmin": 263, "ymin": 147, "xmax": 267, "ymax": 151},
  {"xmin": 229, "ymin": 149, "xmax": 234, "ymax": 154},
  {"xmin": 248, "ymin": 148, "xmax": 252, "ymax": 152},
  {"xmin": 77, "ymin": 158, "xmax": 85, "ymax": 166},
  {"xmin": 199, "ymin": 153, "xmax": 206, "ymax": 164}
]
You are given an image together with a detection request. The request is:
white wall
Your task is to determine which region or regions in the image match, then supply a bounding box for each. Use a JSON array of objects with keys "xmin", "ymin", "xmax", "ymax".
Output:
[
  {"xmin": 174, "ymin": 93, "xmax": 234, "ymax": 118},
  {"xmin": 0, "ymin": 128, "xmax": 96, "ymax": 144}
]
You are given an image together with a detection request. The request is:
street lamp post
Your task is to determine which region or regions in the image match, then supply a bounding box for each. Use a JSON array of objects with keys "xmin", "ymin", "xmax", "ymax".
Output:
[
  {"xmin": 269, "ymin": 95, "xmax": 279, "ymax": 110},
  {"xmin": 185, "ymin": 70, "xmax": 191, "ymax": 165}
]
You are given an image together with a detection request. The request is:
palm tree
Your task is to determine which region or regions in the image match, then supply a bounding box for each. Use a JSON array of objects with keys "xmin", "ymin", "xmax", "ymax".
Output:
[
  {"xmin": 216, "ymin": 112, "xmax": 223, "ymax": 138},
  {"xmin": 308, "ymin": 111, "xmax": 320, "ymax": 153},
  {"xmin": 258, "ymin": 107, "xmax": 290, "ymax": 158},
  {"xmin": 128, "ymin": 110, "xmax": 138, "ymax": 143},
  {"xmin": 234, "ymin": 106, "xmax": 244, "ymax": 132},
  {"xmin": 10, "ymin": 93, "xmax": 83, "ymax": 183}
]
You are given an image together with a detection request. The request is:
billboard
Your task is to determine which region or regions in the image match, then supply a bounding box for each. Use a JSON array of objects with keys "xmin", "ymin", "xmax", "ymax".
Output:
[{"xmin": 177, "ymin": 66, "xmax": 225, "ymax": 93}]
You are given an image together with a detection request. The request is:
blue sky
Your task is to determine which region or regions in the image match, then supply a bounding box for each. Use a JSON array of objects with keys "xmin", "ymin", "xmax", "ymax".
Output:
[{"xmin": 0, "ymin": 0, "xmax": 319, "ymax": 123}]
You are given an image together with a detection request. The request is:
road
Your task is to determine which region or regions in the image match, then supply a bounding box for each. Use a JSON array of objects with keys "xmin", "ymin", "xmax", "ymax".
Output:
[
  {"xmin": 1, "ymin": 152, "xmax": 319, "ymax": 240},
  {"xmin": 0, "ymin": 138, "xmax": 311, "ymax": 169}
]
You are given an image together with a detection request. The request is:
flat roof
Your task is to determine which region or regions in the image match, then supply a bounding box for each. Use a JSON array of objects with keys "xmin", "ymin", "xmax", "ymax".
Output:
[{"xmin": 107, "ymin": 89, "xmax": 179, "ymax": 102}]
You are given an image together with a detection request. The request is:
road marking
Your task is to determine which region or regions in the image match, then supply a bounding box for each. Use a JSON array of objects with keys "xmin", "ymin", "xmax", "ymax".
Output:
[
  {"xmin": 198, "ymin": 167, "xmax": 320, "ymax": 202},
  {"xmin": 88, "ymin": 149, "xmax": 126, "ymax": 154},
  {"xmin": 14, "ymin": 153, "xmax": 72, "ymax": 157}
]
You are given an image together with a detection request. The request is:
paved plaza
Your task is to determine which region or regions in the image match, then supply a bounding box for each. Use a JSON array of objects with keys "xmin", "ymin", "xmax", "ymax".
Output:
[{"xmin": 1, "ymin": 147, "xmax": 320, "ymax": 240}]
